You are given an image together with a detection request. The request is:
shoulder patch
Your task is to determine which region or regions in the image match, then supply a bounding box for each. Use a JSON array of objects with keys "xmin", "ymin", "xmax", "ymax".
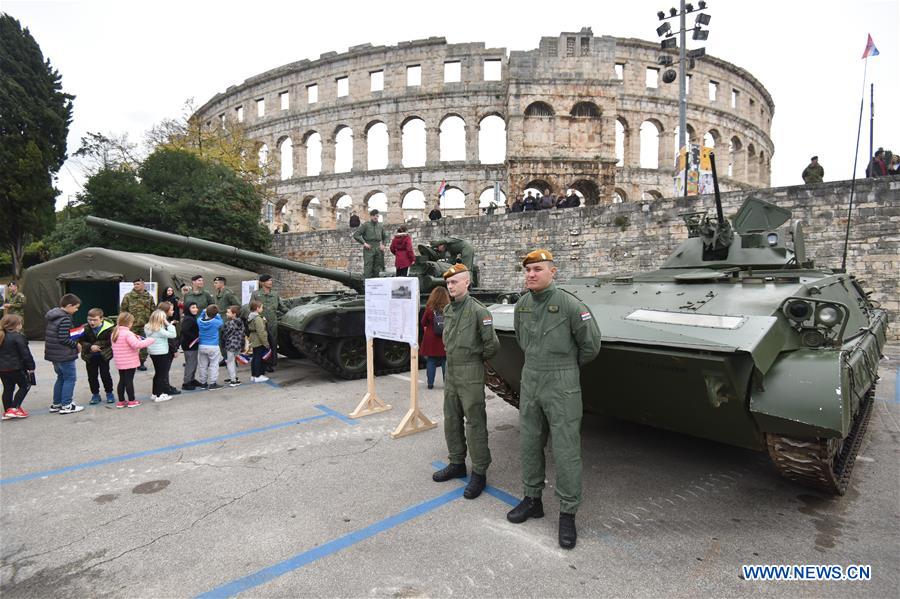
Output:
[
  {"xmin": 482, "ymin": 317, "xmax": 493, "ymax": 326},
  {"xmin": 580, "ymin": 311, "xmax": 592, "ymax": 321}
]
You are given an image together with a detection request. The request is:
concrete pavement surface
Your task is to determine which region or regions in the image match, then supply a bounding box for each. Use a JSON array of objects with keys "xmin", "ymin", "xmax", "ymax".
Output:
[{"xmin": 1, "ymin": 342, "xmax": 898, "ymax": 598}]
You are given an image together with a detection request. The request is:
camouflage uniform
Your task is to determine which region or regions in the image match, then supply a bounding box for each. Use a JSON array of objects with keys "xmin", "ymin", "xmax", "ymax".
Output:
[
  {"xmin": 432, "ymin": 237, "xmax": 475, "ymax": 270},
  {"xmin": 120, "ymin": 289, "xmax": 155, "ymax": 366},
  {"xmin": 802, "ymin": 162, "xmax": 824, "ymax": 184},
  {"xmin": 352, "ymin": 220, "xmax": 389, "ymax": 278},
  {"xmin": 442, "ymin": 293, "xmax": 499, "ymax": 475},
  {"xmin": 514, "ymin": 282, "xmax": 601, "ymax": 514},
  {"xmin": 3, "ymin": 290, "xmax": 26, "ymax": 320}
]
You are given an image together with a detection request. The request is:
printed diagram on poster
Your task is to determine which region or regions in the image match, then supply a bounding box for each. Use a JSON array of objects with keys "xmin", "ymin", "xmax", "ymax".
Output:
[
  {"xmin": 242, "ymin": 280, "xmax": 259, "ymax": 305},
  {"xmin": 364, "ymin": 277, "xmax": 419, "ymax": 347},
  {"xmin": 118, "ymin": 281, "xmax": 158, "ymax": 306}
]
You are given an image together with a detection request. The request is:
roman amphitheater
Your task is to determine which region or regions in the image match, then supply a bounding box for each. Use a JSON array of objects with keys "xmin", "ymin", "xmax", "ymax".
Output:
[{"xmin": 195, "ymin": 28, "xmax": 774, "ymax": 232}]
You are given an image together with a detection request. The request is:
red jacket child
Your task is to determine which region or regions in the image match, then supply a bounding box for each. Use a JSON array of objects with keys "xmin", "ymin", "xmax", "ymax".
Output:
[{"xmin": 390, "ymin": 229, "xmax": 416, "ymax": 271}]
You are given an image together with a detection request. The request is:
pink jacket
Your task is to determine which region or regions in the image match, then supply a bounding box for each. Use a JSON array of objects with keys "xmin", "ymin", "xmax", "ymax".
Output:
[{"xmin": 111, "ymin": 328, "xmax": 155, "ymax": 370}]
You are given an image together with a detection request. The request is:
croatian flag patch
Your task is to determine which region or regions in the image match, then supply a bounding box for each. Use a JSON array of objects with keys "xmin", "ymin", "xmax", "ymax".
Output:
[
  {"xmin": 482, "ymin": 318, "xmax": 493, "ymax": 326},
  {"xmin": 580, "ymin": 311, "xmax": 592, "ymax": 321},
  {"xmin": 69, "ymin": 326, "xmax": 85, "ymax": 340}
]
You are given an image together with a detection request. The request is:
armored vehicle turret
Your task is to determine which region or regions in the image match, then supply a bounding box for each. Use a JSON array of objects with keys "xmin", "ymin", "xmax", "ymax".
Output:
[
  {"xmin": 86, "ymin": 216, "xmax": 515, "ymax": 378},
  {"xmin": 483, "ymin": 158, "xmax": 888, "ymax": 495}
]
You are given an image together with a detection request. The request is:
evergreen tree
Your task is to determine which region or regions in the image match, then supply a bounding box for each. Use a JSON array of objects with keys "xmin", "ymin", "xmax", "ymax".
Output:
[{"xmin": 0, "ymin": 13, "xmax": 74, "ymax": 277}]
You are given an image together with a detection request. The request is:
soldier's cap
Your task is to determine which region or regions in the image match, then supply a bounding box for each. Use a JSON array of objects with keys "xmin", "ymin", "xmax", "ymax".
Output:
[
  {"xmin": 213, "ymin": 276, "xmax": 226, "ymax": 283},
  {"xmin": 9, "ymin": 280, "xmax": 17, "ymax": 286},
  {"xmin": 191, "ymin": 275, "xmax": 203, "ymax": 282},
  {"xmin": 258, "ymin": 274, "xmax": 273, "ymax": 282},
  {"xmin": 369, "ymin": 209, "xmax": 379, "ymax": 216},
  {"xmin": 442, "ymin": 263, "xmax": 469, "ymax": 279},
  {"xmin": 132, "ymin": 277, "xmax": 144, "ymax": 283},
  {"xmin": 522, "ymin": 249, "xmax": 554, "ymax": 266},
  {"xmin": 811, "ymin": 156, "xmax": 818, "ymax": 161}
]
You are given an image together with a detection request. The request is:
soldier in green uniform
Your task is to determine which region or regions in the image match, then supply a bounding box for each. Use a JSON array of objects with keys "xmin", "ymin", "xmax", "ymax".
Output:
[
  {"xmin": 120, "ymin": 278, "xmax": 156, "ymax": 370},
  {"xmin": 802, "ymin": 156, "xmax": 824, "ymax": 184},
  {"xmin": 430, "ymin": 237, "xmax": 476, "ymax": 271},
  {"xmin": 352, "ymin": 209, "xmax": 389, "ymax": 278},
  {"xmin": 183, "ymin": 275, "xmax": 215, "ymax": 312},
  {"xmin": 506, "ymin": 249, "xmax": 601, "ymax": 549},
  {"xmin": 431, "ymin": 263, "xmax": 499, "ymax": 500},
  {"xmin": 250, "ymin": 274, "xmax": 287, "ymax": 370},
  {"xmin": 212, "ymin": 276, "xmax": 240, "ymax": 311},
  {"xmin": 2, "ymin": 281, "xmax": 26, "ymax": 321}
]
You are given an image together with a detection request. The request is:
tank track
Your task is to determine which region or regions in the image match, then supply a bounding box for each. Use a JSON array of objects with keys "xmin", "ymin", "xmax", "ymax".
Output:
[
  {"xmin": 484, "ymin": 363, "xmax": 520, "ymax": 409},
  {"xmin": 765, "ymin": 388, "xmax": 875, "ymax": 495},
  {"xmin": 293, "ymin": 332, "xmax": 411, "ymax": 380}
]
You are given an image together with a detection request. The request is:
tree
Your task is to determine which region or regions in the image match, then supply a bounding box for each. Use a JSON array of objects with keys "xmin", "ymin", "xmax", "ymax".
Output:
[
  {"xmin": 0, "ymin": 13, "xmax": 74, "ymax": 277},
  {"xmin": 73, "ymin": 131, "xmax": 140, "ymax": 176}
]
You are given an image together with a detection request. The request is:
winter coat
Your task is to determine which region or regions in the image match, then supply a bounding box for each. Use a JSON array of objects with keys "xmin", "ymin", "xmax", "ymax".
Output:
[
  {"xmin": 248, "ymin": 313, "xmax": 270, "ymax": 348},
  {"xmin": 79, "ymin": 318, "xmax": 115, "ymax": 361},
  {"xmin": 44, "ymin": 307, "xmax": 80, "ymax": 363},
  {"xmin": 0, "ymin": 331, "xmax": 36, "ymax": 372},
  {"xmin": 179, "ymin": 313, "xmax": 200, "ymax": 351},
  {"xmin": 390, "ymin": 233, "xmax": 416, "ymax": 269},
  {"xmin": 420, "ymin": 307, "xmax": 446, "ymax": 358},
  {"xmin": 222, "ymin": 318, "xmax": 246, "ymax": 353},
  {"xmin": 349, "ymin": 214, "xmax": 361, "ymax": 228},
  {"xmin": 523, "ymin": 196, "xmax": 538, "ymax": 211},
  {"xmin": 111, "ymin": 328, "xmax": 155, "ymax": 370},
  {"xmin": 197, "ymin": 312, "xmax": 224, "ymax": 347},
  {"xmin": 144, "ymin": 322, "xmax": 177, "ymax": 356}
]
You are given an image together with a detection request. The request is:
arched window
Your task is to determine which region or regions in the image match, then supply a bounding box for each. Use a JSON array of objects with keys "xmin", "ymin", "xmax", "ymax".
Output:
[
  {"xmin": 615, "ymin": 120, "xmax": 626, "ymax": 166},
  {"xmin": 478, "ymin": 115, "xmax": 506, "ymax": 164},
  {"xmin": 439, "ymin": 115, "xmax": 465, "ymax": 161},
  {"xmin": 524, "ymin": 102, "xmax": 554, "ymax": 117},
  {"xmin": 366, "ymin": 122, "xmax": 388, "ymax": 170},
  {"xmin": 401, "ymin": 189, "xmax": 426, "ymax": 221},
  {"xmin": 367, "ymin": 191, "xmax": 388, "ymax": 221},
  {"xmin": 479, "ymin": 187, "xmax": 506, "ymax": 209},
  {"xmin": 306, "ymin": 197, "xmax": 321, "ymax": 228},
  {"xmin": 440, "ymin": 187, "xmax": 465, "ymax": 210},
  {"xmin": 639, "ymin": 121, "xmax": 661, "ymax": 169},
  {"xmin": 333, "ymin": 194, "xmax": 353, "ymax": 225},
  {"xmin": 305, "ymin": 132, "xmax": 322, "ymax": 177},
  {"xmin": 703, "ymin": 129, "xmax": 720, "ymax": 148},
  {"xmin": 613, "ymin": 188, "xmax": 627, "ymax": 203},
  {"xmin": 334, "ymin": 126, "xmax": 353, "ymax": 173},
  {"xmin": 570, "ymin": 102, "xmax": 600, "ymax": 117},
  {"xmin": 278, "ymin": 138, "xmax": 293, "ymax": 180},
  {"xmin": 401, "ymin": 118, "xmax": 425, "ymax": 168}
]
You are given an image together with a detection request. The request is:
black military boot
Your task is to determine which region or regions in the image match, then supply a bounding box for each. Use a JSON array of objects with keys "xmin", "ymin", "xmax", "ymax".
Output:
[
  {"xmin": 432, "ymin": 463, "xmax": 466, "ymax": 482},
  {"xmin": 463, "ymin": 472, "xmax": 486, "ymax": 499},
  {"xmin": 559, "ymin": 512, "xmax": 577, "ymax": 549},
  {"xmin": 506, "ymin": 496, "xmax": 544, "ymax": 523}
]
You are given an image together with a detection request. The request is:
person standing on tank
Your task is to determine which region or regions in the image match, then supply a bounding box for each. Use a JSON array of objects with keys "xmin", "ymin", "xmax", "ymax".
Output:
[
  {"xmin": 506, "ymin": 249, "xmax": 601, "ymax": 550},
  {"xmin": 352, "ymin": 209, "xmax": 389, "ymax": 278},
  {"xmin": 250, "ymin": 274, "xmax": 287, "ymax": 372},
  {"xmin": 431, "ymin": 263, "xmax": 499, "ymax": 500}
]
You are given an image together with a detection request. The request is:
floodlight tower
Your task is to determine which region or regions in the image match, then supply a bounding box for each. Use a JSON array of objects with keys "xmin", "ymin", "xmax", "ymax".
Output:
[{"xmin": 655, "ymin": 1, "xmax": 711, "ymax": 155}]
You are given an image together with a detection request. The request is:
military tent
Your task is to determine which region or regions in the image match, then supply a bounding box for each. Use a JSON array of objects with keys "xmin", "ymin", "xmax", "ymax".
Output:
[{"xmin": 21, "ymin": 248, "xmax": 258, "ymax": 339}]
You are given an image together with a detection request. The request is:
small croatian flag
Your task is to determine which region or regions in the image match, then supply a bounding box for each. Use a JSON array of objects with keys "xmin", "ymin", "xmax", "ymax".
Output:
[
  {"xmin": 69, "ymin": 325, "xmax": 85, "ymax": 340},
  {"xmin": 262, "ymin": 348, "xmax": 273, "ymax": 362},
  {"xmin": 862, "ymin": 34, "xmax": 880, "ymax": 59},
  {"xmin": 189, "ymin": 337, "xmax": 199, "ymax": 348},
  {"xmin": 437, "ymin": 180, "xmax": 447, "ymax": 198},
  {"xmin": 236, "ymin": 353, "xmax": 251, "ymax": 365}
]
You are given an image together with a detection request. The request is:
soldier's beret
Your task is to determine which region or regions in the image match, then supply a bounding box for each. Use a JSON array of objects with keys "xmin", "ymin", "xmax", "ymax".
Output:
[
  {"xmin": 132, "ymin": 277, "xmax": 144, "ymax": 283},
  {"xmin": 213, "ymin": 276, "xmax": 226, "ymax": 282},
  {"xmin": 258, "ymin": 274, "xmax": 273, "ymax": 282},
  {"xmin": 191, "ymin": 275, "xmax": 203, "ymax": 282},
  {"xmin": 522, "ymin": 249, "xmax": 554, "ymax": 266},
  {"xmin": 369, "ymin": 209, "xmax": 379, "ymax": 216},
  {"xmin": 811, "ymin": 156, "xmax": 818, "ymax": 161},
  {"xmin": 442, "ymin": 263, "xmax": 469, "ymax": 279}
]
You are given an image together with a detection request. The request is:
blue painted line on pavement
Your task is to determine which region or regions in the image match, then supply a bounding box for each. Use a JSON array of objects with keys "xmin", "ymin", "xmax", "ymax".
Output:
[
  {"xmin": 196, "ymin": 487, "xmax": 464, "ymax": 599},
  {"xmin": 313, "ymin": 403, "xmax": 359, "ymax": 426},
  {"xmin": 0, "ymin": 406, "xmax": 344, "ymax": 486},
  {"xmin": 432, "ymin": 460, "xmax": 520, "ymax": 507}
]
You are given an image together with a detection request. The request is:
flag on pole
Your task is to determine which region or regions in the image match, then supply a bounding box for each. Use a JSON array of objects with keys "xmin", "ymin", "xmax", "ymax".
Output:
[
  {"xmin": 861, "ymin": 34, "xmax": 880, "ymax": 59},
  {"xmin": 437, "ymin": 180, "xmax": 447, "ymax": 198}
]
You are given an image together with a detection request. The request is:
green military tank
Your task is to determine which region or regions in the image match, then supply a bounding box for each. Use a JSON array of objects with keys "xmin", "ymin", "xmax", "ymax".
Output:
[
  {"xmin": 483, "ymin": 160, "xmax": 888, "ymax": 495},
  {"xmin": 85, "ymin": 216, "xmax": 516, "ymax": 379}
]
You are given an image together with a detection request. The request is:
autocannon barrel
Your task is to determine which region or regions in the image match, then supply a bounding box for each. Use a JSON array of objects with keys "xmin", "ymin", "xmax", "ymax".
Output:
[{"xmin": 85, "ymin": 216, "xmax": 366, "ymax": 293}]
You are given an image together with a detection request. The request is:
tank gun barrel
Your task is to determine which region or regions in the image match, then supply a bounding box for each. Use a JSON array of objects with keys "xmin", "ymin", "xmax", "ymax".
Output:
[
  {"xmin": 85, "ymin": 216, "xmax": 366, "ymax": 293},
  {"xmin": 710, "ymin": 151, "xmax": 725, "ymax": 225}
]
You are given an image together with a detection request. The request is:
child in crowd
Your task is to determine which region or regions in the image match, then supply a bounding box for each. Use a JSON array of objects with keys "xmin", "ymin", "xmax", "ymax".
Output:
[
  {"xmin": 79, "ymin": 308, "xmax": 116, "ymax": 404},
  {"xmin": 180, "ymin": 303, "xmax": 200, "ymax": 390},
  {"xmin": 222, "ymin": 305, "xmax": 245, "ymax": 388},
  {"xmin": 421, "ymin": 287, "xmax": 449, "ymax": 389},
  {"xmin": 157, "ymin": 301, "xmax": 181, "ymax": 396},
  {"xmin": 0, "ymin": 314, "xmax": 35, "ymax": 420},
  {"xmin": 196, "ymin": 305, "xmax": 224, "ymax": 390},
  {"xmin": 145, "ymin": 308, "xmax": 176, "ymax": 402},
  {"xmin": 45, "ymin": 293, "xmax": 83, "ymax": 414},
  {"xmin": 110, "ymin": 312, "xmax": 155, "ymax": 408},
  {"xmin": 247, "ymin": 300, "xmax": 270, "ymax": 383}
]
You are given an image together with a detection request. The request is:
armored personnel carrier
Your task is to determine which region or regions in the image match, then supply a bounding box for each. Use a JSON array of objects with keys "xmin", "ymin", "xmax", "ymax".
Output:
[
  {"xmin": 85, "ymin": 216, "xmax": 516, "ymax": 379},
  {"xmin": 484, "ymin": 164, "xmax": 888, "ymax": 495}
]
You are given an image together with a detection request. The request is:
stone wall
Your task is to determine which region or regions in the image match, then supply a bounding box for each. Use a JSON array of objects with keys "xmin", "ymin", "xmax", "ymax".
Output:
[{"xmin": 272, "ymin": 176, "xmax": 899, "ymax": 338}]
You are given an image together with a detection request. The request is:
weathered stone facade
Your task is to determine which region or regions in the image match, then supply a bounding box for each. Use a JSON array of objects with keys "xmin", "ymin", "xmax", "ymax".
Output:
[
  {"xmin": 271, "ymin": 177, "xmax": 899, "ymax": 339},
  {"xmin": 195, "ymin": 29, "xmax": 774, "ymax": 232}
]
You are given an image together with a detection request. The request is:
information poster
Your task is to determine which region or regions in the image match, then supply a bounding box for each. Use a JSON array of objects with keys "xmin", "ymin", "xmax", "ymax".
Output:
[
  {"xmin": 242, "ymin": 280, "xmax": 259, "ymax": 305},
  {"xmin": 118, "ymin": 282, "xmax": 158, "ymax": 307},
  {"xmin": 674, "ymin": 144, "xmax": 714, "ymax": 196},
  {"xmin": 364, "ymin": 277, "xmax": 420, "ymax": 347}
]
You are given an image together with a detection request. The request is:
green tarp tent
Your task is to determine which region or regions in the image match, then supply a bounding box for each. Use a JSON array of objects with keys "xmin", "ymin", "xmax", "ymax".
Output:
[{"xmin": 20, "ymin": 247, "xmax": 258, "ymax": 339}]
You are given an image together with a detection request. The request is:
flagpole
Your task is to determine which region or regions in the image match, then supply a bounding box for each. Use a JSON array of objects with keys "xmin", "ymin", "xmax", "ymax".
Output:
[
  {"xmin": 841, "ymin": 57, "xmax": 868, "ymax": 272},
  {"xmin": 868, "ymin": 83, "xmax": 874, "ymax": 174}
]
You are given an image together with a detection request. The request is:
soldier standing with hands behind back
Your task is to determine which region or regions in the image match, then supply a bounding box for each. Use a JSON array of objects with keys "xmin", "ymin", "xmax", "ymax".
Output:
[
  {"xmin": 431, "ymin": 263, "xmax": 499, "ymax": 500},
  {"xmin": 352, "ymin": 209, "xmax": 389, "ymax": 278},
  {"xmin": 506, "ymin": 249, "xmax": 601, "ymax": 550},
  {"xmin": 120, "ymin": 278, "xmax": 155, "ymax": 371}
]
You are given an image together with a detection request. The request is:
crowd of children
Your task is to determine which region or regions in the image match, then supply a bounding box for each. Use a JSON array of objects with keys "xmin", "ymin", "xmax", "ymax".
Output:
[{"xmin": 0, "ymin": 293, "xmax": 273, "ymax": 420}]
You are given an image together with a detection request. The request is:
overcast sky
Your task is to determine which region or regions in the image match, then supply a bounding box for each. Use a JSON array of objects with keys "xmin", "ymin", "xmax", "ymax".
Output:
[{"xmin": 5, "ymin": 0, "xmax": 899, "ymax": 208}]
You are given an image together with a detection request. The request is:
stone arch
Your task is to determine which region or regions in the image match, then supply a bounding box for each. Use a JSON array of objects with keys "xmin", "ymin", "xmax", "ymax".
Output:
[
  {"xmin": 440, "ymin": 186, "xmax": 466, "ymax": 211},
  {"xmin": 478, "ymin": 185, "xmax": 507, "ymax": 209},
  {"xmin": 672, "ymin": 123, "xmax": 698, "ymax": 159},
  {"xmin": 439, "ymin": 114, "xmax": 466, "ymax": 161},
  {"xmin": 570, "ymin": 101, "xmax": 601, "ymax": 118},
  {"xmin": 615, "ymin": 116, "xmax": 630, "ymax": 167},
  {"xmin": 524, "ymin": 101, "xmax": 555, "ymax": 117},
  {"xmin": 728, "ymin": 135, "xmax": 743, "ymax": 177},
  {"xmin": 304, "ymin": 131, "xmax": 322, "ymax": 176},
  {"xmin": 401, "ymin": 117, "xmax": 426, "ymax": 168},
  {"xmin": 523, "ymin": 178, "xmax": 552, "ymax": 198},
  {"xmin": 569, "ymin": 179, "xmax": 600, "ymax": 205},
  {"xmin": 639, "ymin": 120, "xmax": 663, "ymax": 169},
  {"xmin": 365, "ymin": 190, "xmax": 388, "ymax": 221},
  {"xmin": 365, "ymin": 121, "xmax": 388, "ymax": 171},
  {"xmin": 747, "ymin": 142, "xmax": 758, "ymax": 183},
  {"xmin": 334, "ymin": 125, "xmax": 353, "ymax": 173},
  {"xmin": 613, "ymin": 188, "xmax": 627, "ymax": 203},
  {"xmin": 305, "ymin": 196, "xmax": 322, "ymax": 229},
  {"xmin": 331, "ymin": 192, "xmax": 353, "ymax": 226},
  {"xmin": 704, "ymin": 128, "xmax": 721, "ymax": 148},
  {"xmin": 478, "ymin": 114, "xmax": 506, "ymax": 164},
  {"xmin": 642, "ymin": 189, "xmax": 663, "ymax": 200},
  {"xmin": 277, "ymin": 136, "xmax": 293, "ymax": 180}
]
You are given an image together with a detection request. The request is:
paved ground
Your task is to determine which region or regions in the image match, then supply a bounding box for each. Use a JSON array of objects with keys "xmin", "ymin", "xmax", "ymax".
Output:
[{"xmin": 1, "ymin": 342, "xmax": 898, "ymax": 598}]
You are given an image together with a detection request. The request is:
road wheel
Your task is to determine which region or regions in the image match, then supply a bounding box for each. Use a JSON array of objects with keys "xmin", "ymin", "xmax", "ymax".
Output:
[
  {"xmin": 374, "ymin": 339, "xmax": 410, "ymax": 371},
  {"xmin": 329, "ymin": 336, "xmax": 367, "ymax": 377}
]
